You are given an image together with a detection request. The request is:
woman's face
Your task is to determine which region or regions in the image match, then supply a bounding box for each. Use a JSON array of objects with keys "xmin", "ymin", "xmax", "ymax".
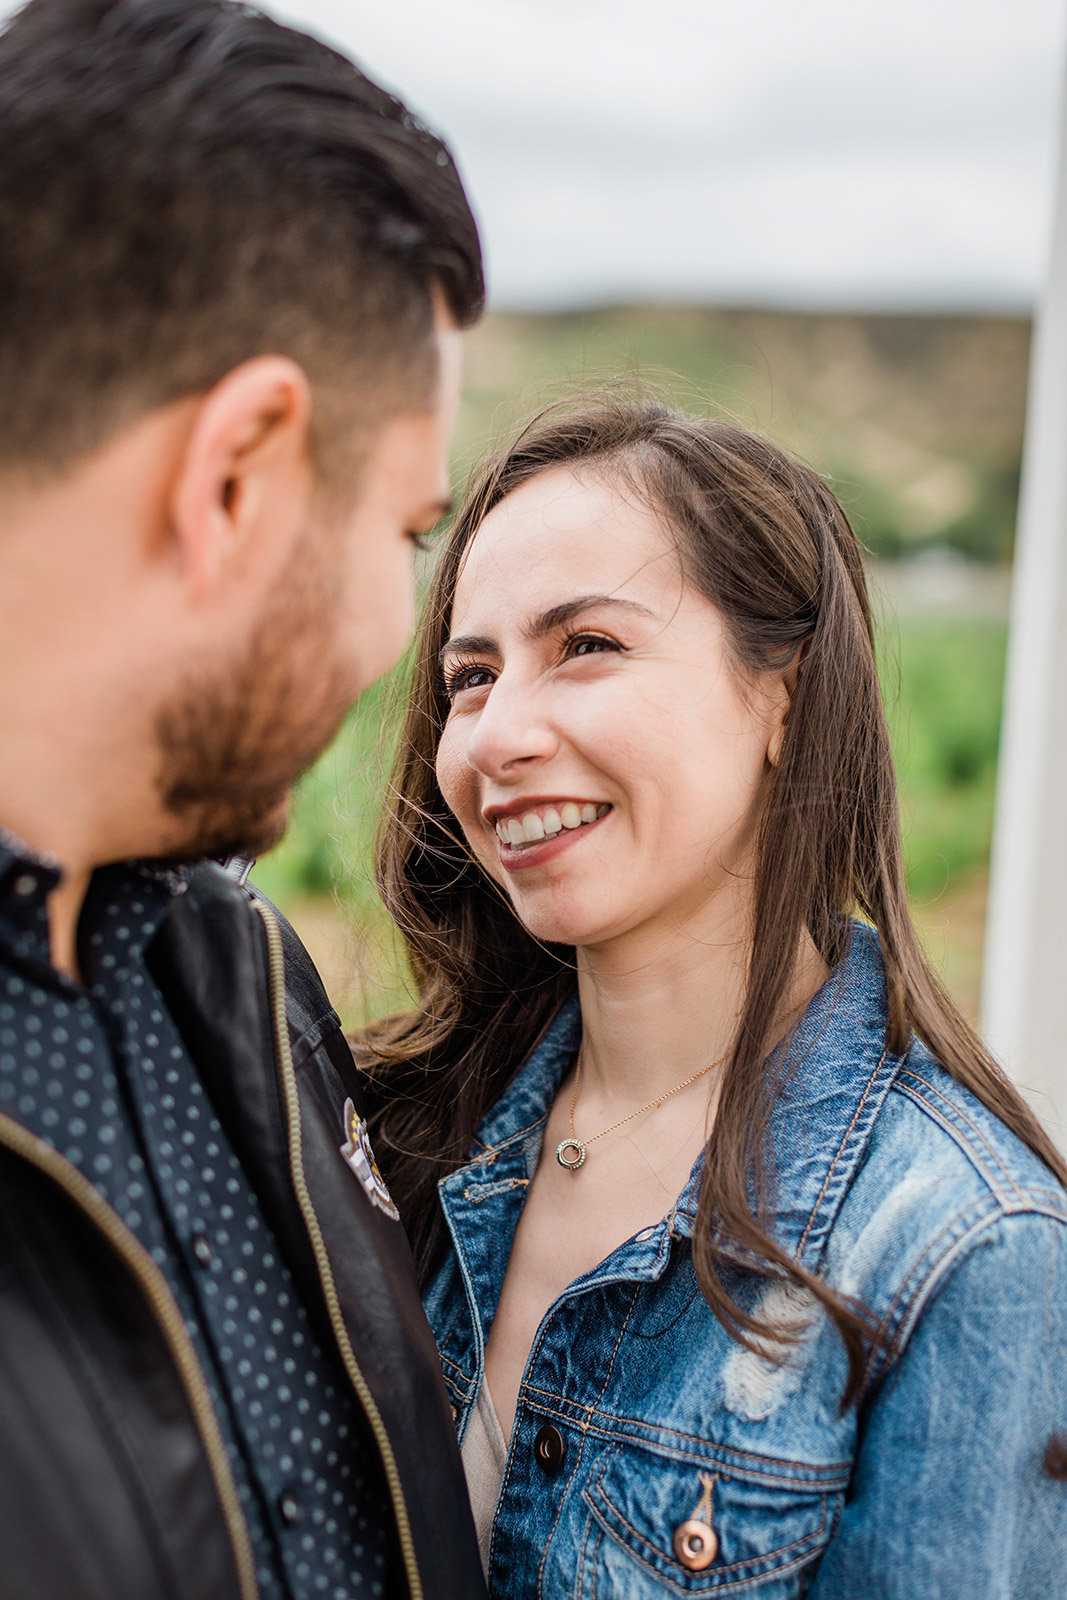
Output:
[{"xmin": 435, "ymin": 465, "xmax": 791, "ymax": 952}]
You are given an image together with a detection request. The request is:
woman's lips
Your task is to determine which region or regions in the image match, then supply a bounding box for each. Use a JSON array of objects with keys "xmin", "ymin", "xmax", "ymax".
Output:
[
  {"xmin": 493, "ymin": 800, "xmax": 610, "ymax": 846},
  {"xmin": 493, "ymin": 802, "xmax": 612, "ymax": 871}
]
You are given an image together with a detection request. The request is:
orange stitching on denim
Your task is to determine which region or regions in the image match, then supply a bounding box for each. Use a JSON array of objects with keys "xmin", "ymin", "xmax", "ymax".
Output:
[
  {"xmin": 533, "ymin": 1285, "xmax": 641, "ymax": 1597},
  {"xmin": 893, "ymin": 1081, "xmax": 1067, "ymax": 1220},
  {"xmin": 466, "ymin": 1112, "xmax": 547, "ymax": 1163},
  {"xmin": 461, "ymin": 1177, "xmax": 529, "ymax": 1201},
  {"xmin": 896, "ymin": 1068, "xmax": 1023, "ymax": 1204},
  {"xmin": 532, "ymin": 1422, "xmax": 585, "ymax": 1598},
  {"xmin": 858, "ymin": 1197, "xmax": 1003, "ymax": 1388},
  {"xmin": 577, "ymin": 1459, "xmax": 614, "ymax": 1600},
  {"xmin": 435, "ymin": 1301, "xmax": 466, "ymax": 1352},
  {"xmin": 585, "ymin": 1479, "xmax": 829, "ymax": 1593},
  {"xmin": 593, "ymin": 1483, "xmax": 827, "ymax": 1577},
  {"xmin": 796, "ymin": 1043, "xmax": 891, "ymax": 1260},
  {"xmin": 437, "ymin": 1348, "xmax": 472, "ymax": 1384},
  {"xmin": 590, "ymin": 1518, "xmax": 603, "ymax": 1600},
  {"xmin": 520, "ymin": 1394, "xmax": 851, "ymax": 1486},
  {"xmin": 594, "ymin": 1286, "xmax": 641, "ymax": 1411}
]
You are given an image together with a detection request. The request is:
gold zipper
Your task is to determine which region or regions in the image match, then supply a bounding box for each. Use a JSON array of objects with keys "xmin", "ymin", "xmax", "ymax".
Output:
[
  {"xmin": 252, "ymin": 898, "xmax": 425, "ymax": 1600},
  {"xmin": 0, "ymin": 1110, "xmax": 259, "ymax": 1600}
]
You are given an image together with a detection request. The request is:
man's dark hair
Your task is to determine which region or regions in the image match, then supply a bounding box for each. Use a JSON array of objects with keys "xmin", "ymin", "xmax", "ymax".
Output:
[{"xmin": 0, "ymin": 0, "xmax": 484, "ymax": 480}]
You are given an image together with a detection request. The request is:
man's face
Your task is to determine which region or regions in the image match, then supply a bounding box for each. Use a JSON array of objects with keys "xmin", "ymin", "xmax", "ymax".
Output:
[{"xmin": 155, "ymin": 302, "xmax": 462, "ymax": 862}]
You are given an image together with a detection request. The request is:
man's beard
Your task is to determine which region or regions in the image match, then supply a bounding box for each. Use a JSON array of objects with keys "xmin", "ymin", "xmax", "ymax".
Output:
[{"xmin": 154, "ymin": 540, "xmax": 356, "ymax": 864}]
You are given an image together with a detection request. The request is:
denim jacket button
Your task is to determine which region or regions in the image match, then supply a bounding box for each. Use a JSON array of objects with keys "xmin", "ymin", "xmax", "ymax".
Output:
[
  {"xmin": 533, "ymin": 1423, "xmax": 566, "ymax": 1473},
  {"xmin": 673, "ymin": 1517, "xmax": 718, "ymax": 1570}
]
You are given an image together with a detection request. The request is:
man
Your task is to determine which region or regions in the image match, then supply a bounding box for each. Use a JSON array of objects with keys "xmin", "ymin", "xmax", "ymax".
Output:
[{"xmin": 0, "ymin": 2, "xmax": 485, "ymax": 1596}]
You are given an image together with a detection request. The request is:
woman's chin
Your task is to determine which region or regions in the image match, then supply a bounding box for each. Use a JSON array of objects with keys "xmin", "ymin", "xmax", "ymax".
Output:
[{"xmin": 508, "ymin": 894, "xmax": 626, "ymax": 952}]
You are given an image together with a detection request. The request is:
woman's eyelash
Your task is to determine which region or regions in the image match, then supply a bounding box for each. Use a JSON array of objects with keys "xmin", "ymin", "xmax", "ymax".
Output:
[
  {"xmin": 561, "ymin": 628, "xmax": 622, "ymax": 657},
  {"xmin": 442, "ymin": 658, "xmax": 494, "ymax": 699}
]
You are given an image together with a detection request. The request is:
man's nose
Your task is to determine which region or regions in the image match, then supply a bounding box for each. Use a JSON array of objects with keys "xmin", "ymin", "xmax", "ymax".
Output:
[{"xmin": 464, "ymin": 672, "xmax": 559, "ymax": 779}]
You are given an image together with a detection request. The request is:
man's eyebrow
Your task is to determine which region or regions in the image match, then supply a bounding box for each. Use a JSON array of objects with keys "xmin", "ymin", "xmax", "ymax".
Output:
[
  {"xmin": 423, "ymin": 496, "xmax": 453, "ymax": 524},
  {"xmin": 438, "ymin": 594, "xmax": 657, "ymax": 664}
]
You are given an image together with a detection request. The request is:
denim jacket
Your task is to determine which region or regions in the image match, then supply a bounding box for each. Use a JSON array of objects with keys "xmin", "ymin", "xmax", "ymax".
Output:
[{"xmin": 424, "ymin": 924, "xmax": 1067, "ymax": 1597}]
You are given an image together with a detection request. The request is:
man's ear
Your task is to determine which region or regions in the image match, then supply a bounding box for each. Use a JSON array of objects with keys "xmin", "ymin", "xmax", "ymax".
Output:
[{"xmin": 170, "ymin": 356, "xmax": 313, "ymax": 600}]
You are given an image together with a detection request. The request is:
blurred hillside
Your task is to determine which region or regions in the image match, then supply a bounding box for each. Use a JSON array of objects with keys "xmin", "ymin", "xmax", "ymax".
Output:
[
  {"xmin": 455, "ymin": 308, "xmax": 1029, "ymax": 561},
  {"xmin": 255, "ymin": 307, "xmax": 1029, "ymax": 1030}
]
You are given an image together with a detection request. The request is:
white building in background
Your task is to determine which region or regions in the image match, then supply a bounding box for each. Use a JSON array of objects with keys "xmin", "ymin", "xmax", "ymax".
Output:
[{"xmin": 982, "ymin": 58, "xmax": 1067, "ymax": 1153}]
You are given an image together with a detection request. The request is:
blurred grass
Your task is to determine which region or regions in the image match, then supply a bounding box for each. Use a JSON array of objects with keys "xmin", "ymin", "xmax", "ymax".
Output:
[
  {"xmin": 252, "ymin": 672, "xmax": 399, "ymax": 918},
  {"xmin": 880, "ymin": 619, "xmax": 1006, "ymax": 903},
  {"xmin": 254, "ymin": 307, "xmax": 1024, "ymax": 1028}
]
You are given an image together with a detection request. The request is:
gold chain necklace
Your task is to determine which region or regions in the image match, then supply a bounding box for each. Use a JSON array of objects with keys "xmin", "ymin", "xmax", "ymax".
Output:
[{"xmin": 555, "ymin": 1048, "xmax": 726, "ymax": 1171}]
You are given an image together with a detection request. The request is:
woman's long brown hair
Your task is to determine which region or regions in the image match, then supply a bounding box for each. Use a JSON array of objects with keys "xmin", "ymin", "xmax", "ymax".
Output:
[{"xmin": 358, "ymin": 398, "xmax": 1067, "ymax": 1402}]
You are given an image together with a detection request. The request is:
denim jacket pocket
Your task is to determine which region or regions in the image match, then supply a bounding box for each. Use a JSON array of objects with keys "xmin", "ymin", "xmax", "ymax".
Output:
[{"xmin": 577, "ymin": 1441, "xmax": 843, "ymax": 1597}]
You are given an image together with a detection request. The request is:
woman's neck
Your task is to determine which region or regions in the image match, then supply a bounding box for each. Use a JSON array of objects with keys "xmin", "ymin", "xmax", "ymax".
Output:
[{"xmin": 574, "ymin": 903, "xmax": 829, "ymax": 1109}]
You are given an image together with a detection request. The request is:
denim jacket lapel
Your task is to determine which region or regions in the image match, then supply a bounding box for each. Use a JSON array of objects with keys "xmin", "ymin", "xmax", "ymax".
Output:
[
  {"xmin": 437, "ymin": 998, "xmax": 583, "ymax": 1361},
  {"xmin": 669, "ymin": 922, "xmax": 903, "ymax": 1273}
]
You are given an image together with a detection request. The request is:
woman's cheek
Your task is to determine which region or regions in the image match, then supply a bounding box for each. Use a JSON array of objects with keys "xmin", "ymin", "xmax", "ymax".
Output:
[{"xmin": 434, "ymin": 726, "xmax": 468, "ymax": 820}]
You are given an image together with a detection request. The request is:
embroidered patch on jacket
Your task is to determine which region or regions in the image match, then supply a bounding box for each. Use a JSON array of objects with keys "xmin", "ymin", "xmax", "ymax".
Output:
[{"xmin": 340, "ymin": 1099, "xmax": 400, "ymax": 1221}]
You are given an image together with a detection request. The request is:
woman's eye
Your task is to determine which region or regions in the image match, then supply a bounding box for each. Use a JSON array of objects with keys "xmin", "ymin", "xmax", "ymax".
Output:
[
  {"xmin": 444, "ymin": 663, "xmax": 495, "ymax": 699},
  {"xmin": 565, "ymin": 632, "xmax": 621, "ymax": 659}
]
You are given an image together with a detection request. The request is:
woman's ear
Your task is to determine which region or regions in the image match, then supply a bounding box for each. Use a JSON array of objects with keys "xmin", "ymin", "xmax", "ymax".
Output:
[
  {"xmin": 169, "ymin": 355, "xmax": 313, "ymax": 600},
  {"xmin": 768, "ymin": 717, "xmax": 786, "ymax": 769},
  {"xmin": 767, "ymin": 636, "xmax": 811, "ymax": 768}
]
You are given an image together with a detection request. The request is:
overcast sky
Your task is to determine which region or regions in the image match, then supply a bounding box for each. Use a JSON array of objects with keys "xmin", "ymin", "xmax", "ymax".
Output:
[
  {"xmin": 268, "ymin": 0, "xmax": 1067, "ymax": 312},
  {"xmin": 4, "ymin": 0, "xmax": 1064, "ymax": 311}
]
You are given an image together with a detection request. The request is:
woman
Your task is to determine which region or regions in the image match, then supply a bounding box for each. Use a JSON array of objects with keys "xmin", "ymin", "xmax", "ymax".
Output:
[{"xmin": 357, "ymin": 400, "xmax": 1067, "ymax": 1597}]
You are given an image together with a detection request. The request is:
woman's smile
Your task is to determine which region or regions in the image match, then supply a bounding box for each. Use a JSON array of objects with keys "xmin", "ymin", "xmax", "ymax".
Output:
[{"xmin": 486, "ymin": 797, "xmax": 613, "ymax": 870}]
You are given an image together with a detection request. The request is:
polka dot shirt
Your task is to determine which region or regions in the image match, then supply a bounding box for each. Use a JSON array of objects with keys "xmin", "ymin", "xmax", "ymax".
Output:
[{"xmin": 0, "ymin": 836, "xmax": 395, "ymax": 1600}]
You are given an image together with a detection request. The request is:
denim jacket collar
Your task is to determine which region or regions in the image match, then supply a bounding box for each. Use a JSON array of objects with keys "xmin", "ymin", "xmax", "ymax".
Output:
[{"xmin": 466, "ymin": 921, "xmax": 901, "ymax": 1272}]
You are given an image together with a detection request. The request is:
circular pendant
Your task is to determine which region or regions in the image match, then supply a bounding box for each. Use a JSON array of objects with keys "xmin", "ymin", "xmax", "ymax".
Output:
[{"xmin": 556, "ymin": 1138, "xmax": 587, "ymax": 1170}]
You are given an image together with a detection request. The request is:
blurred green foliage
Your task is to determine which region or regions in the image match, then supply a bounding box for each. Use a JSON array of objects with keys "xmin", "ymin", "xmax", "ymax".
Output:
[
  {"xmin": 251, "ymin": 671, "xmax": 403, "ymax": 918},
  {"xmin": 880, "ymin": 620, "xmax": 1006, "ymax": 902}
]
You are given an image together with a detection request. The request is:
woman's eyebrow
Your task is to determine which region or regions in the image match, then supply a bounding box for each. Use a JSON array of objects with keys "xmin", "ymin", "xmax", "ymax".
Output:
[
  {"xmin": 439, "ymin": 595, "xmax": 658, "ymax": 664},
  {"xmin": 439, "ymin": 633, "xmax": 496, "ymax": 664},
  {"xmin": 527, "ymin": 594, "xmax": 658, "ymax": 636}
]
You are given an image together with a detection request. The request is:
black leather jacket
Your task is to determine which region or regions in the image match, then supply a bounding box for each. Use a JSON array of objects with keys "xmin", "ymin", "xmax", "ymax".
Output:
[{"xmin": 0, "ymin": 861, "xmax": 485, "ymax": 1600}]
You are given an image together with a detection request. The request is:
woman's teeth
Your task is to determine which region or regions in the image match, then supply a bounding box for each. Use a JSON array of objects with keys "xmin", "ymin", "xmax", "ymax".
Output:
[{"xmin": 495, "ymin": 802, "xmax": 609, "ymax": 847}]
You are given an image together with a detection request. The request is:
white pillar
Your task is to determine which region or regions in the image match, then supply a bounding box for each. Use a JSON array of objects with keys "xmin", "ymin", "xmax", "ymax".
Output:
[{"xmin": 982, "ymin": 55, "xmax": 1067, "ymax": 1150}]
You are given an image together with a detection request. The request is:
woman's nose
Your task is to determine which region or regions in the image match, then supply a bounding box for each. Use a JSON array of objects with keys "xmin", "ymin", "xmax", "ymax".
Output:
[{"xmin": 463, "ymin": 675, "xmax": 559, "ymax": 779}]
